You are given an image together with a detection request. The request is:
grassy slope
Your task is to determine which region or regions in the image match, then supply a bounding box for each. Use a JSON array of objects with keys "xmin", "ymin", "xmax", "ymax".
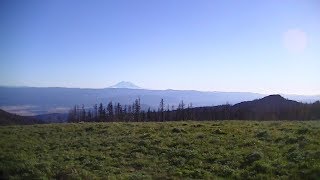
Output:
[{"xmin": 0, "ymin": 121, "xmax": 320, "ymax": 179}]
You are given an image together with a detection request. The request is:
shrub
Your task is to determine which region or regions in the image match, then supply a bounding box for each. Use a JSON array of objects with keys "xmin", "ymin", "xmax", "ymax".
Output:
[
  {"xmin": 255, "ymin": 130, "xmax": 270, "ymax": 141},
  {"xmin": 213, "ymin": 129, "xmax": 226, "ymax": 135},
  {"xmin": 242, "ymin": 152, "xmax": 263, "ymax": 167}
]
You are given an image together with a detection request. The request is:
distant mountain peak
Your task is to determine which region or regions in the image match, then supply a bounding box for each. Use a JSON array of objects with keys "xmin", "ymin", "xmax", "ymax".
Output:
[
  {"xmin": 261, "ymin": 94, "xmax": 286, "ymax": 101},
  {"xmin": 108, "ymin": 81, "xmax": 141, "ymax": 89}
]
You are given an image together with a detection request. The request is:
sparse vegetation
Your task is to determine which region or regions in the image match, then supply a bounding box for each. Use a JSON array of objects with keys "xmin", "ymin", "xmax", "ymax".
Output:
[{"xmin": 1, "ymin": 121, "xmax": 320, "ymax": 179}]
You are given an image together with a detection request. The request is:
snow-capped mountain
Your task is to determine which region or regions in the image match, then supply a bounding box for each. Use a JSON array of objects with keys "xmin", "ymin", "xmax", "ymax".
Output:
[{"xmin": 108, "ymin": 81, "xmax": 141, "ymax": 89}]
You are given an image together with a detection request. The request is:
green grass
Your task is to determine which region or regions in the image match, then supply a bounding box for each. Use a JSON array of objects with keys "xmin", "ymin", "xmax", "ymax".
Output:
[{"xmin": 1, "ymin": 121, "xmax": 320, "ymax": 179}]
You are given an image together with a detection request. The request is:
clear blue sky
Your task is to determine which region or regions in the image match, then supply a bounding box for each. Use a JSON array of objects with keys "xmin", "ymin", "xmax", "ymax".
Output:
[{"xmin": 1, "ymin": 0, "xmax": 319, "ymax": 95}]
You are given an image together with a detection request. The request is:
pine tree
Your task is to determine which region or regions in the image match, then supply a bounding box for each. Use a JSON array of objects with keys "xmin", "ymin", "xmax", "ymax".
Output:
[
  {"xmin": 93, "ymin": 104, "xmax": 98, "ymax": 122},
  {"xmin": 159, "ymin": 99, "xmax": 164, "ymax": 121},
  {"xmin": 166, "ymin": 104, "xmax": 170, "ymax": 121},
  {"xmin": 115, "ymin": 103, "xmax": 122, "ymax": 121},
  {"xmin": 98, "ymin": 103, "xmax": 104, "ymax": 122},
  {"xmin": 123, "ymin": 105, "xmax": 128, "ymax": 122},
  {"xmin": 147, "ymin": 108, "xmax": 151, "ymax": 121},
  {"xmin": 67, "ymin": 105, "xmax": 77, "ymax": 122},
  {"xmin": 87, "ymin": 110, "xmax": 92, "ymax": 122},
  {"xmin": 141, "ymin": 111, "xmax": 146, "ymax": 122},
  {"xmin": 81, "ymin": 104, "xmax": 86, "ymax": 122},
  {"xmin": 178, "ymin": 100, "xmax": 185, "ymax": 120},
  {"xmin": 107, "ymin": 101, "xmax": 114, "ymax": 122},
  {"xmin": 133, "ymin": 98, "xmax": 141, "ymax": 121}
]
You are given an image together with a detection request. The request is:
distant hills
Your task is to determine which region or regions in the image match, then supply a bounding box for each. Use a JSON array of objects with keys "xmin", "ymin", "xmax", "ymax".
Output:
[
  {"xmin": 1, "ymin": 94, "xmax": 319, "ymax": 125},
  {"xmin": 0, "ymin": 82, "xmax": 319, "ymax": 116}
]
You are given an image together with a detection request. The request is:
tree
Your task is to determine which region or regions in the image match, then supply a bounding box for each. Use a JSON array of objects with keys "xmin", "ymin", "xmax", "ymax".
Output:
[
  {"xmin": 107, "ymin": 101, "xmax": 114, "ymax": 122},
  {"xmin": 98, "ymin": 103, "xmax": 105, "ymax": 122},
  {"xmin": 81, "ymin": 104, "xmax": 86, "ymax": 122},
  {"xmin": 114, "ymin": 103, "xmax": 122, "ymax": 121},
  {"xmin": 166, "ymin": 104, "xmax": 170, "ymax": 121},
  {"xmin": 123, "ymin": 105, "xmax": 128, "ymax": 122},
  {"xmin": 177, "ymin": 100, "xmax": 185, "ymax": 120},
  {"xmin": 134, "ymin": 98, "xmax": 141, "ymax": 121},
  {"xmin": 159, "ymin": 99, "xmax": 164, "ymax": 121},
  {"xmin": 147, "ymin": 108, "xmax": 151, "ymax": 121},
  {"xmin": 93, "ymin": 104, "xmax": 98, "ymax": 122},
  {"xmin": 67, "ymin": 105, "xmax": 77, "ymax": 122},
  {"xmin": 87, "ymin": 110, "xmax": 92, "ymax": 122},
  {"xmin": 127, "ymin": 105, "xmax": 132, "ymax": 122},
  {"xmin": 141, "ymin": 111, "xmax": 146, "ymax": 122},
  {"xmin": 153, "ymin": 110, "xmax": 158, "ymax": 121},
  {"xmin": 75, "ymin": 105, "xmax": 80, "ymax": 122},
  {"xmin": 186, "ymin": 103, "xmax": 194, "ymax": 120}
]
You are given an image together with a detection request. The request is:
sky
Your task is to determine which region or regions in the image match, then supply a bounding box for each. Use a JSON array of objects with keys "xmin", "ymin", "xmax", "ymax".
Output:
[{"xmin": 1, "ymin": 0, "xmax": 320, "ymax": 95}]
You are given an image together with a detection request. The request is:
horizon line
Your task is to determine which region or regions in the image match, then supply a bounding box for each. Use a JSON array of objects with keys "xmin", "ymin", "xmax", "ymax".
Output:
[{"xmin": 0, "ymin": 85, "xmax": 319, "ymax": 96}]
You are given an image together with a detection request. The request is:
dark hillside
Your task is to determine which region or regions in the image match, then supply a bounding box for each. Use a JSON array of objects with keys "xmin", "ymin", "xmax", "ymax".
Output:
[
  {"xmin": 234, "ymin": 95, "xmax": 300, "ymax": 110},
  {"xmin": 0, "ymin": 109, "xmax": 43, "ymax": 125},
  {"xmin": 232, "ymin": 95, "xmax": 306, "ymax": 120}
]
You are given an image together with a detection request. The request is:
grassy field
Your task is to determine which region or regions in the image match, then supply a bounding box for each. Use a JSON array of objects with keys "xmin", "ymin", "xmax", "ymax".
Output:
[{"xmin": 1, "ymin": 121, "xmax": 320, "ymax": 179}]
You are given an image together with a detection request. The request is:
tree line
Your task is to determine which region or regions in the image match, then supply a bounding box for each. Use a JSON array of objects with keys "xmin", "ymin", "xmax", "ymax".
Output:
[
  {"xmin": 68, "ymin": 97, "xmax": 320, "ymax": 123},
  {"xmin": 68, "ymin": 98, "xmax": 195, "ymax": 123}
]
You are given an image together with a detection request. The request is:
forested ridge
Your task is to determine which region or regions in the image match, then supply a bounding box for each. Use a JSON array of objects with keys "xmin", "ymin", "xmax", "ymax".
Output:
[{"xmin": 68, "ymin": 95, "xmax": 320, "ymax": 123}]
